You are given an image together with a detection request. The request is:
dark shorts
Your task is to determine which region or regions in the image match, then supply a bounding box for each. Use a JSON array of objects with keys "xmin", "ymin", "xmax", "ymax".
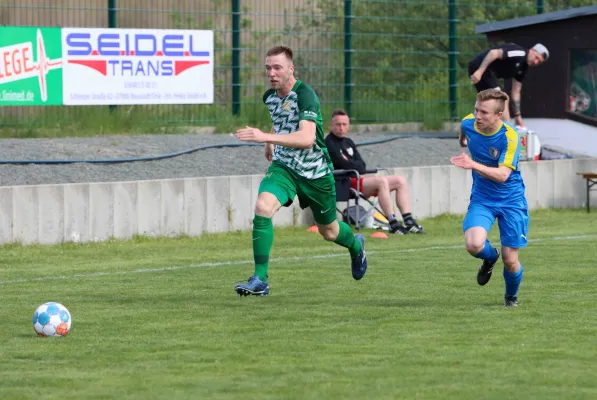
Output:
[{"xmin": 468, "ymin": 62, "xmax": 501, "ymax": 93}]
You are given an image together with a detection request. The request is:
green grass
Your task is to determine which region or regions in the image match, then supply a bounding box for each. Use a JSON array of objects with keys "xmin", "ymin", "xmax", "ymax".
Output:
[{"xmin": 1, "ymin": 208, "xmax": 596, "ymax": 399}]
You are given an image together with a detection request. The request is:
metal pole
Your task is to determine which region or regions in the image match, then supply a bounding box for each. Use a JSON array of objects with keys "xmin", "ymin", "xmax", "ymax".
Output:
[
  {"xmin": 588, "ymin": 179, "xmax": 591, "ymax": 213},
  {"xmin": 108, "ymin": 0, "xmax": 117, "ymax": 112},
  {"xmin": 232, "ymin": 0, "xmax": 241, "ymax": 116},
  {"xmin": 448, "ymin": 0, "xmax": 457, "ymax": 120},
  {"xmin": 108, "ymin": 0, "xmax": 117, "ymax": 28},
  {"xmin": 344, "ymin": 0, "xmax": 352, "ymax": 117},
  {"xmin": 537, "ymin": 0, "xmax": 544, "ymax": 14}
]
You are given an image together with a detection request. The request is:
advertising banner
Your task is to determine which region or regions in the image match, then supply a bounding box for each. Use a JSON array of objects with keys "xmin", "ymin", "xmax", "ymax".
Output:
[
  {"xmin": 0, "ymin": 27, "xmax": 63, "ymax": 106},
  {"xmin": 61, "ymin": 28, "xmax": 214, "ymax": 105}
]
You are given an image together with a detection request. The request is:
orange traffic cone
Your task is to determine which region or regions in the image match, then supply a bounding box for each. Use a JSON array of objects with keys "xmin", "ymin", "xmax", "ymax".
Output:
[
  {"xmin": 371, "ymin": 232, "xmax": 389, "ymax": 239},
  {"xmin": 306, "ymin": 225, "xmax": 318, "ymax": 232}
]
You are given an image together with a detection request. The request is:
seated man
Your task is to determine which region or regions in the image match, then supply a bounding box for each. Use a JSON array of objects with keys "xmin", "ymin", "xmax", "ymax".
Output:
[{"xmin": 325, "ymin": 109, "xmax": 423, "ymax": 234}]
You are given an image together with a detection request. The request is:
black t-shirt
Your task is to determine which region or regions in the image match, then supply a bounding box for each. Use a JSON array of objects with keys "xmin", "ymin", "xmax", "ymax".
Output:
[
  {"xmin": 324, "ymin": 133, "xmax": 367, "ymax": 174},
  {"xmin": 469, "ymin": 43, "xmax": 529, "ymax": 82}
]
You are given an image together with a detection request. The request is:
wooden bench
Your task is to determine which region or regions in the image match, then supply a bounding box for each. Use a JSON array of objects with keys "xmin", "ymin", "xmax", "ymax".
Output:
[{"xmin": 577, "ymin": 172, "xmax": 597, "ymax": 213}]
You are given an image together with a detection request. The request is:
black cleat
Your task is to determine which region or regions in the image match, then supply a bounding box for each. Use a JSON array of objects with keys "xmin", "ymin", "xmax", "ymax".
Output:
[
  {"xmin": 504, "ymin": 296, "xmax": 519, "ymax": 307},
  {"xmin": 389, "ymin": 220, "xmax": 408, "ymax": 235},
  {"xmin": 389, "ymin": 219, "xmax": 425, "ymax": 235},
  {"xmin": 477, "ymin": 248, "xmax": 500, "ymax": 286},
  {"xmin": 405, "ymin": 221, "xmax": 425, "ymax": 234}
]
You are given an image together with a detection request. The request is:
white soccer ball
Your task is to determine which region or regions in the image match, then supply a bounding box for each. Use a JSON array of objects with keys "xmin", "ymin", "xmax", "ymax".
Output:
[{"xmin": 32, "ymin": 302, "xmax": 72, "ymax": 337}]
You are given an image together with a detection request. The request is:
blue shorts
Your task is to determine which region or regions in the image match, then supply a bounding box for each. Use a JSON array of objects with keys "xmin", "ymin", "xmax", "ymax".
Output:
[{"xmin": 463, "ymin": 198, "xmax": 529, "ymax": 248}]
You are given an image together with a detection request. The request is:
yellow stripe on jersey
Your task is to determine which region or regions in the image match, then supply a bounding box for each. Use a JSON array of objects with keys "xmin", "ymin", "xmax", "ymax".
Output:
[
  {"xmin": 462, "ymin": 113, "xmax": 475, "ymax": 121},
  {"xmin": 500, "ymin": 124, "xmax": 519, "ymax": 170}
]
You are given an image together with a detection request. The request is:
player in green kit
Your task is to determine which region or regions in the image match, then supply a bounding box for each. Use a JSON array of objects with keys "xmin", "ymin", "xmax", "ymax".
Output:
[{"xmin": 234, "ymin": 46, "xmax": 368, "ymax": 296}]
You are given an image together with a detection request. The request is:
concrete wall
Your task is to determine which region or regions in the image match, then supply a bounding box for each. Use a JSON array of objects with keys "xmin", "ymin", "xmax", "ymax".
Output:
[{"xmin": 1, "ymin": 158, "xmax": 596, "ymax": 245}]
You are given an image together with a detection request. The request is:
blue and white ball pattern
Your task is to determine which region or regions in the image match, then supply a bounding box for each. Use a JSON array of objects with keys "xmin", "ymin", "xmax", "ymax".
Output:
[{"xmin": 32, "ymin": 302, "xmax": 71, "ymax": 337}]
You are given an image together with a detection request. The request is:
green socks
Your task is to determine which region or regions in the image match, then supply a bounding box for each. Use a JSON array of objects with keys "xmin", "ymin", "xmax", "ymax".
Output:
[
  {"xmin": 252, "ymin": 218, "xmax": 360, "ymax": 281},
  {"xmin": 334, "ymin": 221, "xmax": 362, "ymax": 257},
  {"xmin": 253, "ymin": 215, "xmax": 274, "ymax": 281}
]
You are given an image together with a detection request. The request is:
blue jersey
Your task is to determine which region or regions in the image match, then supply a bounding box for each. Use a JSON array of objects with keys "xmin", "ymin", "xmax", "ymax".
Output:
[{"xmin": 461, "ymin": 114, "xmax": 526, "ymax": 204}]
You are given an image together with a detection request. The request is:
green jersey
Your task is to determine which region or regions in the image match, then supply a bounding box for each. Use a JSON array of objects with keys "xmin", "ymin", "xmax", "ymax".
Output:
[{"xmin": 263, "ymin": 80, "xmax": 332, "ymax": 179}]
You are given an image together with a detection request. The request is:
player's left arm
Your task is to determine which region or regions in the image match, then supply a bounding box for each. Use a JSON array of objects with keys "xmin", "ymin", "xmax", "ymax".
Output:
[
  {"xmin": 263, "ymin": 120, "xmax": 315, "ymax": 149},
  {"xmin": 268, "ymin": 86, "xmax": 320, "ymax": 149},
  {"xmin": 471, "ymin": 163, "xmax": 512, "ymax": 183},
  {"xmin": 497, "ymin": 126, "xmax": 521, "ymax": 171},
  {"xmin": 235, "ymin": 121, "xmax": 315, "ymax": 149},
  {"xmin": 451, "ymin": 151, "xmax": 511, "ymax": 182},
  {"xmin": 451, "ymin": 135, "xmax": 518, "ymax": 184}
]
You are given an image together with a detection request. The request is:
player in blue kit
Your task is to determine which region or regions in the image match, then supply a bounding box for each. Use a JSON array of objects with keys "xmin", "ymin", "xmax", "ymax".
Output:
[{"xmin": 450, "ymin": 89, "xmax": 528, "ymax": 307}]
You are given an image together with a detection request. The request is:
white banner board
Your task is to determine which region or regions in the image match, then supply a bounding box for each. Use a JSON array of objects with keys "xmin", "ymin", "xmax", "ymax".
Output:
[{"xmin": 62, "ymin": 28, "xmax": 213, "ymax": 105}]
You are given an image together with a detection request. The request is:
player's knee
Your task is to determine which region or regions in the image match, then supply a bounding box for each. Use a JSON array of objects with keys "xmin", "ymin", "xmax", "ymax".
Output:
[
  {"xmin": 318, "ymin": 225, "xmax": 337, "ymax": 241},
  {"xmin": 254, "ymin": 197, "xmax": 276, "ymax": 218},
  {"xmin": 502, "ymin": 253, "xmax": 519, "ymax": 271},
  {"xmin": 464, "ymin": 238, "xmax": 484, "ymax": 255},
  {"xmin": 319, "ymin": 229, "xmax": 337, "ymax": 241}
]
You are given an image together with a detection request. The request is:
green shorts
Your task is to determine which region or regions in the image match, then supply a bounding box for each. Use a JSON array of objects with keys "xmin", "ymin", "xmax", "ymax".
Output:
[{"xmin": 259, "ymin": 161, "xmax": 337, "ymax": 225}]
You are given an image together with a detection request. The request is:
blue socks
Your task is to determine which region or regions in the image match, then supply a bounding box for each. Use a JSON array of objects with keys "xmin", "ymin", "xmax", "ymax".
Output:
[
  {"xmin": 473, "ymin": 241, "xmax": 523, "ymax": 298},
  {"xmin": 474, "ymin": 240, "xmax": 498, "ymax": 262},
  {"xmin": 503, "ymin": 264, "xmax": 523, "ymax": 297}
]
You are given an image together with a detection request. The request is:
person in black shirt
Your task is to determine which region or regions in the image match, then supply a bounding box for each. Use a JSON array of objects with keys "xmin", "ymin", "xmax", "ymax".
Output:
[
  {"xmin": 325, "ymin": 109, "xmax": 424, "ymax": 235},
  {"xmin": 468, "ymin": 43, "xmax": 549, "ymax": 129}
]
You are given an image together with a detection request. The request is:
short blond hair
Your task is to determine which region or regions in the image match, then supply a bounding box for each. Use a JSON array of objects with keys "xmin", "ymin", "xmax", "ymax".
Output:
[
  {"xmin": 477, "ymin": 89, "xmax": 509, "ymax": 113},
  {"xmin": 266, "ymin": 46, "xmax": 293, "ymax": 61}
]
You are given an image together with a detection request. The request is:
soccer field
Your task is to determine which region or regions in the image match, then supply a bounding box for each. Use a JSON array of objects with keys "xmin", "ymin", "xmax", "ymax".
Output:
[{"xmin": 0, "ymin": 209, "xmax": 596, "ymax": 400}]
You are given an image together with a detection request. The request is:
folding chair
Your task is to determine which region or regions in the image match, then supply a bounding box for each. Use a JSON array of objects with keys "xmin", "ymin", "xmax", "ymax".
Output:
[{"xmin": 332, "ymin": 168, "xmax": 385, "ymax": 231}]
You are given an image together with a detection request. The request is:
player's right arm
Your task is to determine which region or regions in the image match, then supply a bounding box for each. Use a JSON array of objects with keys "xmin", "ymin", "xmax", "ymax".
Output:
[
  {"xmin": 459, "ymin": 125, "xmax": 468, "ymax": 148},
  {"xmin": 470, "ymin": 48, "xmax": 504, "ymax": 83},
  {"xmin": 459, "ymin": 113, "xmax": 475, "ymax": 147},
  {"xmin": 264, "ymin": 127, "xmax": 274, "ymax": 162}
]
